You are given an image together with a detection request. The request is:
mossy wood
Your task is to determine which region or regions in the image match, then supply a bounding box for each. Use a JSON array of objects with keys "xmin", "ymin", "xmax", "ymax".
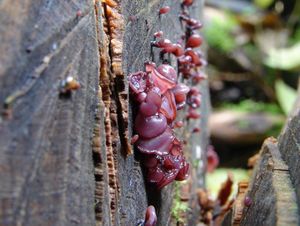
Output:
[{"xmin": 0, "ymin": 0, "xmax": 208, "ymax": 225}]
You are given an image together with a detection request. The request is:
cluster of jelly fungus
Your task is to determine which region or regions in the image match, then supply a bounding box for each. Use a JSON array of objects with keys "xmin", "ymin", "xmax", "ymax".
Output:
[
  {"xmin": 129, "ymin": 0, "xmax": 207, "ymax": 190},
  {"xmin": 129, "ymin": 62, "xmax": 190, "ymax": 189}
]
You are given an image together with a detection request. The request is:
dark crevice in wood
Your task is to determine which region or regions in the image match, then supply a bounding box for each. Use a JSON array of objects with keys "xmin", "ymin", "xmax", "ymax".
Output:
[
  {"xmin": 102, "ymin": 0, "xmax": 131, "ymax": 156},
  {"xmin": 94, "ymin": 1, "xmax": 120, "ymax": 224},
  {"xmin": 114, "ymin": 76, "xmax": 131, "ymax": 156}
]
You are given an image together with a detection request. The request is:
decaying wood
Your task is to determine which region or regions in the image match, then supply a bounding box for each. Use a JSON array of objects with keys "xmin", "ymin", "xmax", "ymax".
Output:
[
  {"xmin": 0, "ymin": 0, "xmax": 207, "ymax": 225},
  {"xmin": 239, "ymin": 138, "xmax": 299, "ymax": 226},
  {"xmin": 94, "ymin": 0, "xmax": 208, "ymax": 225}
]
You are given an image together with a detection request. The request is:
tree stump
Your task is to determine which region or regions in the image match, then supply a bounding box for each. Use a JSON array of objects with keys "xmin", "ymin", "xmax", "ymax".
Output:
[
  {"xmin": 224, "ymin": 90, "xmax": 300, "ymax": 226},
  {"xmin": 0, "ymin": 0, "xmax": 208, "ymax": 225}
]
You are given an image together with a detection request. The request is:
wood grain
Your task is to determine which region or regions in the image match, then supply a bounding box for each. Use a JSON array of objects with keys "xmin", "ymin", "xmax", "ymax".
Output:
[
  {"xmin": 0, "ymin": 1, "xmax": 99, "ymax": 225},
  {"xmin": 0, "ymin": 0, "xmax": 207, "ymax": 225}
]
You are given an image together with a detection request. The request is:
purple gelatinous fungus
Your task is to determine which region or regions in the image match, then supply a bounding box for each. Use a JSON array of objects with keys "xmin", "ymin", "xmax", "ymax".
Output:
[
  {"xmin": 145, "ymin": 205, "xmax": 157, "ymax": 226},
  {"xmin": 128, "ymin": 0, "xmax": 206, "ymax": 190}
]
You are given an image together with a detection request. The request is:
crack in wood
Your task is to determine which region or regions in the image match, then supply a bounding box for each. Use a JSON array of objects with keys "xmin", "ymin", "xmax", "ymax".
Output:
[{"xmin": 93, "ymin": 0, "xmax": 129, "ymax": 224}]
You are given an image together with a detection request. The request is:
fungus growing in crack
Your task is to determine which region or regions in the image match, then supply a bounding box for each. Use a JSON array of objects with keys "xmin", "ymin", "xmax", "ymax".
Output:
[
  {"xmin": 128, "ymin": 0, "xmax": 208, "ymax": 191},
  {"xmin": 129, "ymin": 62, "xmax": 190, "ymax": 189}
]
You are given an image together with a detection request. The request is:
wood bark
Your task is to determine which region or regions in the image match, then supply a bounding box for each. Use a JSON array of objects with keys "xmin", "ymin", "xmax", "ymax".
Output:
[
  {"xmin": 0, "ymin": 0, "xmax": 208, "ymax": 225},
  {"xmin": 223, "ymin": 91, "xmax": 300, "ymax": 225}
]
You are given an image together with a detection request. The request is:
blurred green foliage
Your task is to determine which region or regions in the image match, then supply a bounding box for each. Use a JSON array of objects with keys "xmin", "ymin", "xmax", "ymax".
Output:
[
  {"xmin": 290, "ymin": 29, "xmax": 300, "ymax": 45},
  {"xmin": 203, "ymin": 13, "xmax": 237, "ymax": 53},
  {"xmin": 254, "ymin": 0, "xmax": 274, "ymax": 9},
  {"xmin": 265, "ymin": 43, "xmax": 300, "ymax": 71},
  {"xmin": 220, "ymin": 99, "xmax": 283, "ymax": 115},
  {"xmin": 265, "ymin": 119, "xmax": 284, "ymax": 137},
  {"xmin": 275, "ymin": 79, "xmax": 298, "ymax": 115}
]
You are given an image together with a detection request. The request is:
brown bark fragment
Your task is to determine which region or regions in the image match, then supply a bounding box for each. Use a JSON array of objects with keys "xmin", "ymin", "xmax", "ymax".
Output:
[{"xmin": 232, "ymin": 181, "xmax": 249, "ymax": 226}]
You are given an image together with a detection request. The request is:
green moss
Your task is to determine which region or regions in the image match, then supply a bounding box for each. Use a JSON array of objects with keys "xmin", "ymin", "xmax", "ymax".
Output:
[{"xmin": 171, "ymin": 182, "xmax": 190, "ymax": 224}]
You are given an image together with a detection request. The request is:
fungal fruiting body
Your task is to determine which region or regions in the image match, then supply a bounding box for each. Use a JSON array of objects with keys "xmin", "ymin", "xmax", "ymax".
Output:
[
  {"xmin": 144, "ymin": 206, "xmax": 157, "ymax": 226},
  {"xmin": 206, "ymin": 145, "xmax": 219, "ymax": 173},
  {"xmin": 129, "ymin": 0, "xmax": 206, "ymax": 190},
  {"xmin": 159, "ymin": 6, "xmax": 170, "ymax": 15},
  {"xmin": 129, "ymin": 63, "xmax": 189, "ymax": 189},
  {"xmin": 244, "ymin": 196, "xmax": 252, "ymax": 207}
]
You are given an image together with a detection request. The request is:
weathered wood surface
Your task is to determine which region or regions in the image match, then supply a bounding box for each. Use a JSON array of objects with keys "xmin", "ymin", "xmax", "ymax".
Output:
[
  {"xmin": 0, "ymin": 0, "xmax": 208, "ymax": 225},
  {"xmin": 239, "ymin": 138, "xmax": 299, "ymax": 226},
  {"xmin": 95, "ymin": 0, "xmax": 208, "ymax": 225},
  {"xmin": 221, "ymin": 85, "xmax": 300, "ymax": 226},
  {"xmin": 0, "ymin": 1, "xmax": 99, "ymax": 226},
  {"xmin": 277, "ymin": 93, "xmax": 300, "ymax": 217}
]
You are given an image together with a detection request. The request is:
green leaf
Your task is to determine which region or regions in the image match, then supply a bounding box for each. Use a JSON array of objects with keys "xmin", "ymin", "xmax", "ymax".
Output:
[
  {"xmin": 254, "ymin": 0, "xmax": 274, "ymax": 9},
  {"xmin": 275, "ymin": 80, "xmax": 297, "ymax": 115},
  {"xmin": 265, "ymin": 42, "xmax": 300, "ymax": 71}
]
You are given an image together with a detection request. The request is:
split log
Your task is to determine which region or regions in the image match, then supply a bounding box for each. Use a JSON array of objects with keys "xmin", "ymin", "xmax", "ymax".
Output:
[
  {"xmin": 277, "ymin": 92, "xmax": 300, "ymax": 216},
  {"xmin": 239, "ymin": 138, "xmax": 299, "ymax": 226},
  {"xmin": 222, "ymin": 138, "xmax": 299, "ymax": 226},
  {"xmin": 0, "ymin": 0, "xmax": 208, "ymax": 225}
]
